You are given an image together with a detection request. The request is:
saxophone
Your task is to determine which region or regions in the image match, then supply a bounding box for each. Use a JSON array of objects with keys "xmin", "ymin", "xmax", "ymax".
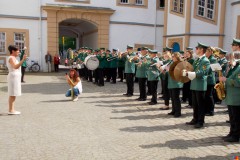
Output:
[{"xmin": 214, "ymin": 70, "xmax": 226, "ymax": 100}]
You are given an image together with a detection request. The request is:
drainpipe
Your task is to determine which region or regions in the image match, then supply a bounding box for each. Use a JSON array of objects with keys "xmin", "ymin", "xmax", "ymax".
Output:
[
  {"xmin": 39, "ymin": 0, "xmax": 42, "ymax": 70},
  {"xmin": 154, "ymin": 2, "xmax": 158, "ymax": 49}
]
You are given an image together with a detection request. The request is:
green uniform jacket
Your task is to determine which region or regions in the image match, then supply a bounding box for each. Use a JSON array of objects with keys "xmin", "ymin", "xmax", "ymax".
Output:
[
  {"xmin": 20, "ymin": 50, "xmax": 27, "ymax": 67},
  {"xmin": 110, "ymin": 55, "xmax": 118, "ymax": 68},
  {"xmin": 123, "ymin": 52, "xmax": 136, "ymax": 73},
  {"xmin": 188, "ymin": 58, "xmax": 194, "ymax": 65},
  {"xmin": 136, "ymin": 55, "xmax": 150, "ymax": 78},
  {"xmin": 225, "ymin": 63, "xmax": 240, "ymax": 106},
  {"xmin": 168, "ymin": 62, "xmax": 183, "ymax": 89},
  {"xmin": 97, "ymin": 54, "xmax": 105, "ymax": 69},
  {"xmin": 207, "ymin": 55, "xmax": 217, "ymax": 85},
  {"xmin": 105, "ymin": 53, "xmax": 111, "ymax": 68},
  {"xmin": 218, "ymin": 57, "xmax": 228, "ymax": 76},
  {"xmin": 147, "ymin": 57, "xmax": 160, "ymax": 81},
  {"xmin": 118, "ymin": 58, "xmax": 125, "ymax": 68},
  {"xmin": 190, "ymin": 55, "xmax": 210, "ymax": 91},
  {"xmin": 160, "ymin": 59, "xmax": 171, "ymax": 80}
]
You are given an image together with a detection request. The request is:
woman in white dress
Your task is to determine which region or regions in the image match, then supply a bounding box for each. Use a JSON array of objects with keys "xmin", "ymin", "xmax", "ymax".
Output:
[{"xmin": 7, "ymin": 45, "xmax": 27, "ymax": 115}]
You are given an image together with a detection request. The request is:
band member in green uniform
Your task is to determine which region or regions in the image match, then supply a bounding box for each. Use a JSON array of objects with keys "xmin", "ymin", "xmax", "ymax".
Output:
[
  {"xmin": 96, "ymin": 48, "xmax": 106, "ymax": 86},
  {"xmin": 123, "ymin": 45, "xmax": 136, "ymax": 97},
  {"xmin": 109, "ymin": 49, "xmax": 118, "ymax": 83},
  {"xmin": 183, "ymin": 42, "xmax": 210, "ymax": 128},
  {"xmin": 167, "ymin": 52, "xmax": 183, "ymax": 117},
  {"xmin": 219, "ymin": 38, "xmax": 240, "ymax": 142},
  {"xmin": 214, "ymin": 48, "xmax": 228, "ymax": 104},
  {"xmin": 205, "ymin": 47, "xmax": 217, "ymax": 116},
  {"xmin": 135, "ymin": 47, "xmax": 150, "ymax": 101},
  {"xmin": 20, "ymin": 47, "xmax": 27, "ymax": 83},
  {"xmin": 147, "ymin": 49, "xmax": 160, "ymax": 105},
  {"xmin": 105, "ymin": 49, "xmax": 111, "ymax": 82},
  {"xmin": 160, "ymin": 49, "xmax": 172, "ymax": 110},
  {"xmin": 87, "ymin": 48, "xmax": 93, "ymax": 82},
  {"xmin": 117, "ymin": 50, "xmax": 125, "ymax": 82}
]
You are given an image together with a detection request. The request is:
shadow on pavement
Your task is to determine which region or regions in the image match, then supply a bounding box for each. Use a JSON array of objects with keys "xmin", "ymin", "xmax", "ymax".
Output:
[
  {"xmin": 119, "ymin": 121, "xmax": 229, "ymax": 132},
  {"xmin": 170, "ymin": 154, "xmax": 240, "ymax": 160},
  {"xmin": 39, "ymin": 99, "xmax": 71, "ymax": 103},
  {"xmin": 139, "ymin": 136, "xmax": 230, "ymax": 149}
]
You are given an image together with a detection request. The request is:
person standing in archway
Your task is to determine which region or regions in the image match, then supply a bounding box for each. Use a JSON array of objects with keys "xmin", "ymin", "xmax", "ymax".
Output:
[{"xmin": 45, "ymin": 51, "xmax": 52, "ymax": 72}]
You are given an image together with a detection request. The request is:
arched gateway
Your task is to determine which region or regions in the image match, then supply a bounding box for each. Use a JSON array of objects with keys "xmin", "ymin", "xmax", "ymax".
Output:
[{"xmin": 43, "ymin": 4, "xmax": 115, "ymax": 60}]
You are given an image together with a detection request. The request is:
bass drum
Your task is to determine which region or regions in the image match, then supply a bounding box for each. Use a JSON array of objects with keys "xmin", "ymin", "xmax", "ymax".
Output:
[{"xmin": 84, "ymin": 55, "xmax": 99, "ymax": 70}]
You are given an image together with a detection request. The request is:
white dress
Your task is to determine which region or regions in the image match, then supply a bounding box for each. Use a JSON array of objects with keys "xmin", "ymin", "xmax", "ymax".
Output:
[{"xmin": 7, "ymin": 56, "xmax": 22, "ymax": 96}]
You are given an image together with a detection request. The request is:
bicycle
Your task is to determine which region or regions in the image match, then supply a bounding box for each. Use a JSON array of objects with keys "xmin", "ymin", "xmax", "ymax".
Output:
[{"xmin": 26, "ymin": 58, "xmax": 40, "ymax": 72}]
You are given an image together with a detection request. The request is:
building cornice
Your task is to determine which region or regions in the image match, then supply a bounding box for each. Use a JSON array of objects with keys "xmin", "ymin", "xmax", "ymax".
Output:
[
  {"xmin": 163, "ymin": 33, "xmax": 225, "ymax": 37},
  {"xmin": 110, "ymin": 21, "xmax": 164, "ymax": 27},
  {"xmin": 0, "ymin": 14, "xmax": 47, "ymax": 20},
  {"xmin": 231, "ymin": 1, "xmax": 240, "ymax": 6}
]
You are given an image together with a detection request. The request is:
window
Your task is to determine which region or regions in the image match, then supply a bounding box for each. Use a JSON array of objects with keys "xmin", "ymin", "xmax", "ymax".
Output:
[
  {"xmin": 120, "ymin": 0, "xmax": 129, "ymax": 4},
  {"xmin": 14, "ymin": 33, "xmax": 25, "ymax": 52},
  {"xmin": 136, "ymin": 0, "xmax": 143, "ymax": 5},
  {"xmin": 197, "ymin": 0, "xmax": 215, "ymax": 20},
  {"xmin": 171, "ymin": 0, "xmax": 184, "ymax": 14},
  {"xmin": 160, "ymin": 0, "xmax": 165, "ymax": 8},
  {"xmin": 0, "ymin": 32, "xmax": 6, "ymax": 54}
]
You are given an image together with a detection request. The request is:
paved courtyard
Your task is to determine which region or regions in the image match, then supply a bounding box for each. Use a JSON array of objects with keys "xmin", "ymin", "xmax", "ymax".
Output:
[{"xmin": 0, "ymin": 72, "xmax": 240, "ymax": 160}]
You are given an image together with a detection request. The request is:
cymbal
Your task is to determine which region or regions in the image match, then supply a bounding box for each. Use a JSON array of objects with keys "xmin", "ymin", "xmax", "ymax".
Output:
[
  {"xmin": 169, "ymin": 61, "xmax": 180, "ymax": 81},
  {"xmin": 174, "ymin": 61, "xmax": 194, "ymax": 83}
]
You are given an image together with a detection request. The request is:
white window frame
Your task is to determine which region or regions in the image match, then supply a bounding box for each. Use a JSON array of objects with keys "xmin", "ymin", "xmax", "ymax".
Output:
[
  {"xmin": 197, "ymin": 0, "xmax": 215, "ymax": 20},
  {"xmin": 14, "ymin": 33, "xmax": 25, "ymax": 52},
  {"xmin": 136, "ymin": 0, "xmax": 144, "ymax": 5},
  {"xmin": 172, "ymin": 0, "xmax": 184, "ymax": 13},
  {"xmin": 120, "ymin": 0, "xmax": 129, "ymax": 4},
  {"xmin": 0, "ymin": 32, "xmax": 6, "ymax": 54}
]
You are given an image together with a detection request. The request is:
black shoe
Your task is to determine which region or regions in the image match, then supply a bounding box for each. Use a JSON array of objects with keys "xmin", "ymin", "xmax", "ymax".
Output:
[
  {"xmin": 146, "ymin": 92, "xmax": 151, "ymax": 96},
  {"xmin": 186, "ymin": 120, "xmax": 197, "ymax": 125},
  {"xmin": 181, "ymin": 99, "xmax": 187, "ymax": 103},
  {"xmin": 135, "ymin": 97, "xmax": 141, "ymax": 101},
  {"xmin": 138, "ymin": 98, "xmax": 146, "ymax": 101},
  {"xmin": 148, "ymin": 102, "xmax": 157, "ymax": 105},
  {"xmin": 222, "ymin": 134, "xmax": 232, "ymax": 140},
  {"xmin": 226, "ymin": 120, "xmax": 230, "ymax": 123},
  {"xmin": 205, "ymin": 113, "xmax": 214, "ymax": 116},
  {"xmin": 21, "ymin": 81, "xmax": 26, "ymax": 83},
  {"xmin": 123, "ymin": 93, "xmax": 128, "ymax": 96},
  {"xmin": 215, "ymin": 101, "xmax": 222, "ymax": 104},
  {"xmin": 174, "ymin": 114, "xmax": 181, "ymax": 118},
  {"xmin": 168, "ymin": 112, "xmax": 175, "ymax": 115},
  {"xmin": 110, "ymin": 82, "xmax": 116, "ymax": 84},
  {"xmin": 127, "ymin": 94, "xmax": 133, "ymax": 97},
  {"xmin": 194, "ymin": 123, "xmax": 204, "ymax": 128},
  {"xmin": 224, "ymin": 136, "xmax": 239, "ymax": 142}
]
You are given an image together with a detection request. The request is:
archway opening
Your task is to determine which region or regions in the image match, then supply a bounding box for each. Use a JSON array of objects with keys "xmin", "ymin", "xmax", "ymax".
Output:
[{"xmin": 59, "ymin": 18, "xmax": 98, "ymax": 55}]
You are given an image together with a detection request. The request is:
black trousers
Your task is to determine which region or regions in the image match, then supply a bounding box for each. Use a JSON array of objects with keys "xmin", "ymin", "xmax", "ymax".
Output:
[
  {"xmin": 228, "ymin": 105, "xmax": 240, "ymax": 138},
  {"xmin": 97, "ymin": 68, "xmax": 104, "ymax": 86},
  {"xmin": 78, "ymin": 68, "xmax": 85, "ymax": 78},
  {"xmin": 94, "ymin": 69, "xmax": 99, "ymax": 83},
  {"xmin": 169, "ymin": 88, "xmax": 181, "ymax": 116},
  {"xmin": 162, "ymin": 76, "xmax": 170, "ymax": 106},
  {"xmin": 110, "ymin": 68, "xmax": 117, "ymax": 83},
  {"xmin": 105, "ymin": 68, "xmax": 111, "ymax": 81},
  {"xmin": 118, "ymin": 67, "xmax": 124, "ymax": 81},
  {"xmin": 182, "ymin": 81, "xmax": 191, "ymax": 103},
  {"xmin": 192, "ymin": 91, "xmax": 206, "ymax": 124},
  {"xmin": 126, "ymin": 73, "xmax": 134, "ymax": 95},
  {"xmin": 205, "ymin": 85, "xmax": 215, "ymax": 114},
  {"xmin": 54, "ymin": 64, "xmax": 59, "ymax": 72},
  {"xmin": 147, "ymin": 81, "xmax": 151, "ymax": 94},
  {"xmin": 83, "ymin": 67, "xmax": 88, "ymax": 79},
  {"xmin": 160, "ymin": 76, "xmax": 164, "ymax": 94},
  {"xmin": 21, "ymin": 66, "xmax": 26, "ymax": 82},
  {"xmin": 149, "ymin": 80, "xmax": 158, "ymax": 103},
  {"xmin": 138, "ymin": 78, "xmax": 147, "ymax": 99},
  {"xmin": 87, "ymin": 69, "xmax": 93, "ymax": 82}
]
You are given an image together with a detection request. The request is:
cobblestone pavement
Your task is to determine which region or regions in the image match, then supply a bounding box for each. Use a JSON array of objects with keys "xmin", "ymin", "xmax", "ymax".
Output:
[{"xmin": 0, "ymin": 72, "xmax": 240, "ymax": 160}]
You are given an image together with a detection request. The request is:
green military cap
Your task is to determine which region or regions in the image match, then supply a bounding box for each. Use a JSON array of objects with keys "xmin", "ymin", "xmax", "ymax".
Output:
[
  {"xmin": 112, "ymin": 49, "xmax": 118, "ymax": 51},
  {"xmin": 149, "ymin": 49, "xmax": 158, "ymax": 54},
  {"xmin": 106, "ymin": 49, "xmax": 111, "ymax": 52},
  {"xmin": 219, "ymin": 48, "xmax": 227, "ymax": 55},
  {"xmin": 127, "ymin": 45, "xmax": 134, "ymax": 49},
  {"xmin": 186, "ymin": 47, "xmax": 193, "ymax": 51},
  {"xmin": 141, "ymin": 46, "xmax": 148, "ymax": 50},
  {"xmin": 100, "ymin": 47, "xmax": 105, "ymax": 50},
  {"xmin": 179, "ymin": 50, "xmax": 184, "ymax": 54},
  {"xmin": 196, "ymin": 42, "xmax": 208, "ymax": 49},
  {"xmin": 231, "ymin": 38, "xmax": 240, "ymax": 46},
  {"xmin": 95, "ymin": 49, "xmax": 100, "ymax": 52},
  {"xmin": 165, "ymin": 46, "xmax": 173, "ymax": 51}
]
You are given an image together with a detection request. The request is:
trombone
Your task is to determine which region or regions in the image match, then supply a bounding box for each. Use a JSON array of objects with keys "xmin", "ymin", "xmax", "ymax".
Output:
[{"xmin": 107, "ymin": 55, "xmax": 118, "ymax": 61}]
